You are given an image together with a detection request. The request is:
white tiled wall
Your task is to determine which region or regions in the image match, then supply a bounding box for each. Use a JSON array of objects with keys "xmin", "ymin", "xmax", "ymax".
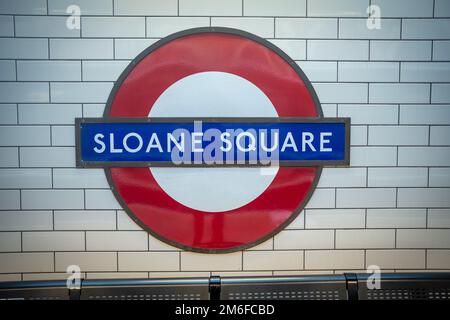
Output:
[{"xmin": 0, "ymin": 0, "xmax": 449, "ymax": 282}]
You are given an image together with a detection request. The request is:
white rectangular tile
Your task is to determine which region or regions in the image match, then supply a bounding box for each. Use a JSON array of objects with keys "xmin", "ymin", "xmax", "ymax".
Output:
[
  {"xmin": 435, "ymin": 0, "xmax": 450, "ymax": 17},
  {"xmin": 17, "ymin": 61, "xmax": 81, "ymax": 81},
  {"xmin": 20, "ymin": 147, "xmax": 75, "ymax": 167},
  {"xmin": 211, "ymin": 18, "xmax": 274, "ymax": 38},
  {"xmin": 19, "ymin": 104, "xmax": 81, "ymax": 125},
  {"xmin": 114, "ymin": 39, "xmax": 158, "ymax": 59},
  {"xmin": 82, "ymin": 17, "xmax": 145, "ymax": 38},
  {"xmin": 180, "ymin": 0, "xmax": 242, "ymax": 16},
  {"xmin": 400, "ymin": 105, "xmax": 450, "ymax": 125},
  {"xmin": 372, "ymin": 0, "xmax": 434, "ymax": 17},
  {"xmin": 54, "ymin": 210, "xmax": 116, "ymax": 230},
  {"xmin": 304, "ymin": 189, "xmax": 335, "ymax": 208},
  {"xmin": 368, "ymin": 126, "xmax": 429, "ymax": 145},
  {"xmin": 22, "ymin": 189, "xmax": 84, "ymax": 210},
  {"xmin": 398, "ymin": 188, "xmax": 450, "ymax": 208},
  {"xmin": 350, "ymin": 147, "xmax": 397, "ymax": 166},
  {"xmin": 0, "ymin": 168, "xmax": 52, "ymax": 188},
  {"xmin": 119, "ymin": 252, "xmax": 179, "ymax": 271},
  {"xmin": 429, "ymin": 168, "xmax": 450, "ymax": 187},
  {"xmin": 0, "ymin": 82, "xmax": 49, "ymax": 103},
  {"xmin": 339, "ymin": 19, "xmax": 400, "ymax": 39},
  {"xmin": 305, "ymin": 209, "xmax": 365, "ymax": 229},
  {"xmin": 0, "ymin": 61, "xmax": 15, "ymax": 80},
  {"xmin": 146, "ymin": 17, "xmax": 209, "ymax": 38},
  {"xmin": 430, "ymin": 126, "xmax": 450, "ymax": 146},
  {"xmin": 338, "ymin": 105, "xmax": 398, "ymax": 125},
  {"xmin": 0, "ymin": 211, "xmax": 53, "ymax": 231},
  {"xmin": 0, "ymin": 148, "xmax": 18, "ymax": 167},
  {"xmin": 307, "ymin": 0, "xmax": 368, "ymax": 17},
  {"xmin": 246, "ymin": 0, "xmax": 306, "ymax": 16},
  {"xmin": 85, "ymin": 189, "xmax": 121, "ymax": 209},
  {"xmin": 268, "ymin": 39, "xmax": 306, "ymax": 60},
  {"xmin": 0, "ymin": 38, "xmax": 48, "ymax": 59},
  {"xmin": 114, "ymin": 0, "xmax": 177, "ymax": 15},
  {"xmin": 55, "ymin": 252, "xmax": 117, "ymax": 272},
  {"xmin": 318, "ymin": 168, "xmax": 366, "ymax": 187},
  {"xmin": 50, "ymin": 39, "xmax": 113, "ymax": 59},
  {"xmin": 336, "ymin": 229, "xmax": 395, "ymax": 249},
  {"xmin": 0, "ymin": 253, "xmax": 53, "ymax": 273},
  {"xmin": 337, "ymin": 188, "xmax": 396, "ymax": 208},
  {"xmin": 86, "ymin": 231, "xmax": 148, "ymax": 251},
  {"xmin": 338, "ymin": 62, "xmax": 399, "ymax": 82},
  {"xmin": 274, "ymin": 230, "xmax": 334, "ymax": 249},
  {"xmin": 0, "ymin": 0, "xmax": 47, "ymax": 14},
  {"xmin": 308, "ymin": 40, "xmax": 368, "ymax": 60},
  {"xmin": 305, "ymin": 250, "xmax": 365, "ymax": 270},
  {"xmin": 398, "ymin": 147, "xmax": 450, "ymax": 166},
  {"xmin": 397, "ymin": 229, "xmax": 450, "ymax": 248},
  {"xmin": 432, "ymin": 84, "xmax": 450, "ymax": 103},
  {"xmin": 433, "ymin": 41, "xmax": 450, "ymax": 60},
  {"xmin": 51, "ymin": 125, "xmax": 75, "ymax": 145},
  {"xmin": 53, "ymin": 168, "xmax": 108, "ymax": 188},
  {"xmin": 403, "ymin": 19, "xmax": 450, "ymax": 39},
  {"xmin": 367, "ymin": 209, "xmax": 427, "ymax": 228},
  {"xmin": 181, "ymin": 252, "xmax": 241, "ymax": 271},
  {"xmin": 428, "ymin": 209, "xmax": 450, "ymax": 228},
  {"xmin": 48, "ymin": 0, "xmax": 113, "ymax": 15},
  {"xmin": 370, "ymin": 84, "xmax": 430, "ymax": 104},
  {"xmin": 51, "ymin": 82, "xmax": 113, "ymax": 103},
  {"xmin": 366, "ymin": 250, "xmax": 426, "ymax": 269},
  {"xmin": 312, "ymin": 83, "xmax": 367, "ymax": 103},
  {"xmin": 22, "ymin": 231, "xmax": 85, "ymax": 251},
  {"xmin": 0, "ymin": 232, "xmax": 21, "ymax": 252},
  {"xmin": 370, "ymin": 40, "xmax": 431, "ymax": 61},
  {"xmin": 0, "ymin": 126, "xmax": 50, "ymax": 146},
  {"xmin": 15, "ymin": 16, "xmax": 79, "ymax": 37},
  {"xmin": 401, "ymin": 62, "xmax": 450, "ymax": 82},
  {"xmin": 427, "ymin": 250, "xmax": 450, "ymax": 269},
  {"xmin": 368, "ymin": 168, "xmax": 428, "ymax": 187},
  {"xmin": 0, "ymin": 16, "xmax": 13, "ymax": 36},
  {"xmin": 296, "ymin": 61, "xmax": 337, "ymax": 82},
  {"xmin": 0, "ymin": 104, "xmax": 17, "ymax": 125},
  {"xmin": 276, "ymin": 18, "xmax": 337, "ymax": 38},
  {"xmin": 0, "ymin": 190, "xmax": 19, "ymax": 210},
  {"xmin": 243, "ymin": 251, "xmax": 303, "ymax": 271}
]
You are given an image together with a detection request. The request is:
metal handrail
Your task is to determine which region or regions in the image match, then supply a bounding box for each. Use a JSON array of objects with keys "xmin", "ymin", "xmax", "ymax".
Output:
[{"xmin": 0, "ymin": 272, "xmax": 449, "ymax": 300}]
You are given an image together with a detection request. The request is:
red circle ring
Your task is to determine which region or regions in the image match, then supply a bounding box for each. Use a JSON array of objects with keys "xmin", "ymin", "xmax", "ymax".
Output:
[{"xmin": 104, "ymin": 27, "xmax": 323, "ymax": 253}]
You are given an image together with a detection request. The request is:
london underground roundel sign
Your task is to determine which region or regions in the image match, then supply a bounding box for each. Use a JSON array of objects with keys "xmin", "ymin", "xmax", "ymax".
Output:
[{"xmin": 76, "ymin": 27, "xmax": 350, "ymax": 253}]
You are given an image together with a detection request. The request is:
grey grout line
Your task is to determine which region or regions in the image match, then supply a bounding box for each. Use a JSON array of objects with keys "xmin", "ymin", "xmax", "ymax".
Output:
[
  {"xmin": 273, "ymin": 17, "xmax": 275, "ymax": 38},
  {"xmin": 400, "ymin": 18, "xmax": 403, "ymax": 40},
  {"xmin": 2, "ymin": 245, "xmax": 449, "ymax": 254},
  {"xmin": 433, "ymin": 0, "xmax": 436, "ymax": 18},
  {"xmin": 0, "ymin": 58, "xmax": 446, "ymax": 63},
  {"xmin": 2, "ymin": 33, "xmax": 450, "ymax": 40},
  {"xmin": 431, "ymin": 39, "xmax": 434, "ymax": 61},
  {"xmin": 4, "ymin": 13, "xmax": 450, "ymax": 19}
]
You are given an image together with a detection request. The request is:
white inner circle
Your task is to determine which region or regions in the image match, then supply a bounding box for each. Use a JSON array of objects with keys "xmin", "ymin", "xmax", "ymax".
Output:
[{"xmin": 149, "ymin": 71, "xmax": 279, "ymax": 212}]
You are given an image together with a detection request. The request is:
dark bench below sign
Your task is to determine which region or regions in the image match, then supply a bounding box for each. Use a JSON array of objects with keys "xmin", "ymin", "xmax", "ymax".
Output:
[{"xmin": 0, "ymin": 273, "xmax": 449, "ymax": 300}]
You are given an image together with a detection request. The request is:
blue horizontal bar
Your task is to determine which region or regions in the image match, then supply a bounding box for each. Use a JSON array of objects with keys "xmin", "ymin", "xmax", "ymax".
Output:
[{"xmin": 78, "ymin": 120, "xmax": 348, "ymax": 164}]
